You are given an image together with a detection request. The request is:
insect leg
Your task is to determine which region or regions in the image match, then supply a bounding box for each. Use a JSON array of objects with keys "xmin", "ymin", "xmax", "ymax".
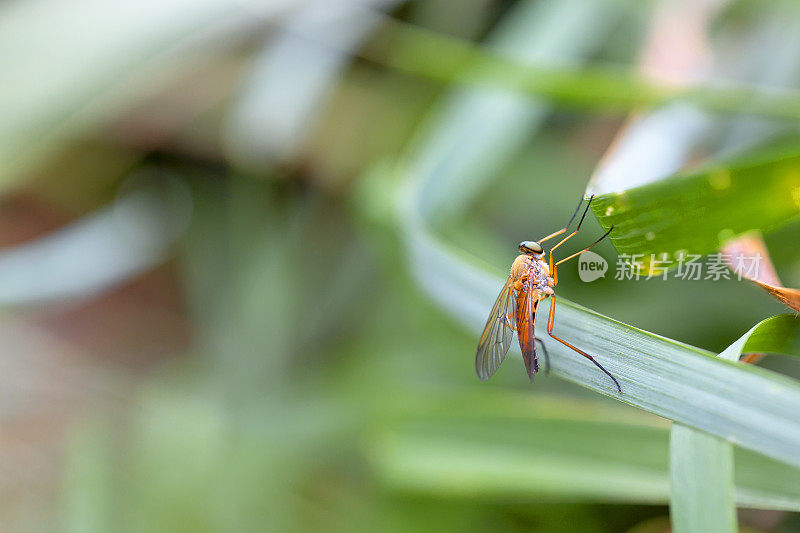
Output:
[
  {"xmin": 554, "ymin": 225, "xmax": 614, "ymax": 267},
  {"xmin": 538, "ymin": 194, "xmax": 588, "ymax": 244},
  {"xmin": 547, "ymin": 196, "xmax": 596, "ymax": 285},
  {"xmin": 546, "ymin": 295, "xmax": 622, "ymax": 393},
  {"xmin": 534, "ymin": 338, "xmax": 550, "ymax": 374}
]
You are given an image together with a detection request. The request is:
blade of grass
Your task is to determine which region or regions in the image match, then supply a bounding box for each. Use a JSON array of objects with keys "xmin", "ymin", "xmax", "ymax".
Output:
[
  {"xmin": 402, "ymin": 0, "xmax": 624, "ymax": 221},
  {"xmin": 668, "ymin": 314, "xmax": 799, "ymax": 531},
  {"xmin": 670, "ymin": 425, "xmax": 737, "ymax": 533},
  {"xmin": 743, "ymin": 314, "xmax": 800, "ymax": 356},
  {"xmin": 366, "ymin": 388, "xmax": 800, "ymax": 509},
  {"xmin": 669, "ymin": 329, "xmax": 750, "ymax": 533},
  {"xmin": 363, "ymin": 15, "xmax": 800, "ymax": 121},
  {"xmin": 590, "ymin": 136, "xmax": 800, "ymax": 273}
]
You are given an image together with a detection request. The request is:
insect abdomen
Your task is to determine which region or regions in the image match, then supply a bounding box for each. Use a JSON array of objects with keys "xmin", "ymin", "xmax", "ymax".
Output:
[{"xmin": 516, "ymin": 287, "xmax": 539, "ymax": 380}]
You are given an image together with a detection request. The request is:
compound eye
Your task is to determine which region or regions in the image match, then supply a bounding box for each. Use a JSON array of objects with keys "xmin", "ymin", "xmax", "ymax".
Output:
[{"xmin": 519, "ymin": 241, "xmax": 542, "ymax": 254}]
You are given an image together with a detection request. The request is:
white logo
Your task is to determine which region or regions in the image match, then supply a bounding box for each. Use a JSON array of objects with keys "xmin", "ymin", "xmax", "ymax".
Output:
[{"xmin": 578, "ymin": 251, "xmax": 608, "ymax": 282}]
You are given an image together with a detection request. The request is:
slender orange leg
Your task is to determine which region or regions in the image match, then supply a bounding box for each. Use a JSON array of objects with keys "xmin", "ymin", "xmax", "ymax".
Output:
[
  {"xmin": 537, "ymin": 195, "xmax": 589, "ymax": 245},
  {"xmin": 547, "ymin": 196, "xmax": 595, "ymax": 286},
  {"xmin": 546, "ymin": 294, "xmax": 621, "ymax": 393},
  {"xmin": 538, "ymin": 196, "xmax": 619, "ymax": 391},
  {"xmin": 555, "ymin": 225, "xmax": 614, "ymax": 267},
  {"xmin": 535, "ymin": 338, "xmax": 550, "ymax": 374}
]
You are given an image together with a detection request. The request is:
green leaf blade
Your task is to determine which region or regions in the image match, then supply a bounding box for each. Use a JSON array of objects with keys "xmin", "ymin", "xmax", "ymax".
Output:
[
  {"xmin": 743, "ymin": 314, "xmax": 800, "ymax": 357},
  {"xmin": 591, "ymin": 139, "xmax": 800, "ymax": 271},
  {"xmin": 669, "ymin": 312, "xmax": 800, "ymax": 531},
  {"xmin": 370, "ymin": 17, "xmax": 800, "ymax": 121},
  {"xmin": 366, "ymin": 390, "xmax": 800, "ymax": 509},
  {"xmin": 670, "ymin": 424, "xmax": 737, "ymax": 533}
]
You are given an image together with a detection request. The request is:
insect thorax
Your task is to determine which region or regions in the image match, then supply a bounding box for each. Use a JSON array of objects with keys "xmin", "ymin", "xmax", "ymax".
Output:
[{"xmin": 510, "ymin": 254, "xmax": 549, "ymax": 289}]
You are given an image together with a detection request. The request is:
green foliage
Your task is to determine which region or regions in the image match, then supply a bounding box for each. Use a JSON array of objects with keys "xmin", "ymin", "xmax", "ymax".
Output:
[
  {"xmin": 670, "ymin": 426, "xmax": 737, "ymax": 533},
  {"xmin": 744, "ymin": 314, "xmax": 800, "ymax": 357},
  {"xmin": 368, "ymin": 14, "xmax": 800, "ymax": 121},
  {"xmin": 591, "ymin": 138, "xmax": 800, "ymax": 272},
  {"xmin": 391, "ymin": 3, "xmax": 800, "ymax": 532},
  {"xmin": 369, "ymin": 389, "xmax": 800, "ymax": 510},
  {"xmin": 669, "ymin": 311, "xmax": 800, "ymax": 531},
  {"xmin": 2, "ymin": 0, "xmax": 798, "ymax": 531}
]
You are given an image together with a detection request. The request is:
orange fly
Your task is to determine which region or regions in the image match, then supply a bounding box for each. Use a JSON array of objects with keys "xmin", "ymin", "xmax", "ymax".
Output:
[{"xmin": 475, "ymin": 195, "xmax": 621, "ymax": 393}]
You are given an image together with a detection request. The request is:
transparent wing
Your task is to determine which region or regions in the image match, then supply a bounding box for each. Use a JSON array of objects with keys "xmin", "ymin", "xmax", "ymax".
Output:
[{"xmin": 475, "ymin": 278, "xmax": 516, "ymax": 381}]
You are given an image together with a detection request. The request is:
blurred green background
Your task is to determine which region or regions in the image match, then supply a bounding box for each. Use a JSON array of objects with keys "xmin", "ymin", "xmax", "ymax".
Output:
[{"xmin": 2, "ymin": 0, "xmax": 800, "ymax": 531}]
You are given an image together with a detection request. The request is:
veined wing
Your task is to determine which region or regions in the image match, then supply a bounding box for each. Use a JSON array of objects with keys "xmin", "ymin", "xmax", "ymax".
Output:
[{"xmin": 475, "ymin": 277, "xmax": 516, "ymax": 381}]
